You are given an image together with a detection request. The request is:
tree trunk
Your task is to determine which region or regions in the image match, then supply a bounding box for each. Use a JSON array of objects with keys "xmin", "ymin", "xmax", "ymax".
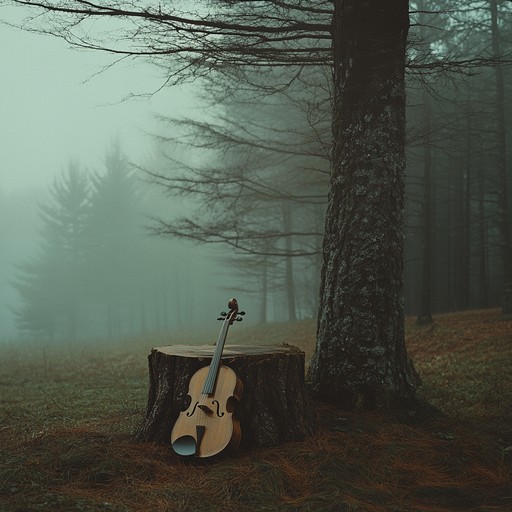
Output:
[
  {"xmin": 283, "ymin": 202, "xmax": 297, "ymax": 321},
  {"xmin": 416, "ymin": 89, "xmax": 434, "ymax": 325},
  {"xmin": 309, "ymin": 0, "xmax": 417, "ymax": 409},
  {"xmin": 137, "ymin": 344, "xmax": 317, "ymax": 449},
  {"xmin": 462, "ymin": 88, "xmax": 472, "ymax": 310},
  {"xmin": 477, "ymin": 164, "xmax": 489, "ymax": 309},
  {"xmin": 259, "ymin": 259, "xmax": 268, "ymax": 324},
  {"xmin": 490, "ymin": 0, "xmax": 512, "ymax": 314},
  {"xmin": 450, "ymin": 153, "xmax": 465, "ymax": 310}
]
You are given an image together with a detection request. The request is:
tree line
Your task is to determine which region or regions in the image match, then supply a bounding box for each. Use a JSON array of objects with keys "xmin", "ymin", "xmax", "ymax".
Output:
[
  {"xmin": 149, "ymin": 0, "xmax": 512, "ymax": 322},
  {"xmin": 11, "ymin": 142, "xmax": 218, "ymax": 341},
  {"xmin": 405, "ymin": 0, "xmax": 512, "ymax": 320}
]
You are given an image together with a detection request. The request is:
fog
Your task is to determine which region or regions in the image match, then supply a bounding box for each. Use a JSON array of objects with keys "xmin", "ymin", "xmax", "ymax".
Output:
[
  {"xmin": 0, "ymin": 9, "xmax": 256, "ymax": 342},
  {"xmin": 2, "ymin": 3, "xmax": 511, "ymax": 342}
]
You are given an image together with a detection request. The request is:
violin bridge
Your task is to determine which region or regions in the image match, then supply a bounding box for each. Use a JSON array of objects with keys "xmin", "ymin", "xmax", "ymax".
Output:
[{"xmin": 198, "ymin": 404, "xmax": 213, "ymax": 415}]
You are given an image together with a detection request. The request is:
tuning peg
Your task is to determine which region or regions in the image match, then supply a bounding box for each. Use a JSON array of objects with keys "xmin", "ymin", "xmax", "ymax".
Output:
[
  {"xmin": 220, "ymin": 311, "xmax": 227, "ymax": 316},
  {"xmin": 239, "ymin": 311, "xmax": 246, "ymax": 316},
  {"xmin": 217, "ymin": 317, "xmax": 224, "ymax": 321},
  {"xmin": 236, "ymin": 317, "xmax": 243, "ymax": 322}
]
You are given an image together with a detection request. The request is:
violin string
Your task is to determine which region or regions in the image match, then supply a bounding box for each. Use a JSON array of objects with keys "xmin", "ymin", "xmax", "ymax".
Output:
[
  {"xmin": 196, "ymin": 308, "xmax": 235, "ymax": 449},
  {"xmin": 198, "ymin": 316, "xmax": 223, "ymax": 436}
]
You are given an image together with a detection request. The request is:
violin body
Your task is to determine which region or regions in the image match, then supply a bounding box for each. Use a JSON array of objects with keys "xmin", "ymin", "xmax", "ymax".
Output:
[
  {"xmin": 171, "ymin": 364, "xmax": 243, "ymax": 457},
  {"xmin": 171, "ymin": 299, "xmax": 245, "ymax": 457}
]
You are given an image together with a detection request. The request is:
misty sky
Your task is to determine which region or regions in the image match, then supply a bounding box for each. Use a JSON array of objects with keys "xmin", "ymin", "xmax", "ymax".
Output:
[
  {"xmin": 0, "ymin": 6, "xmax": 198, "ymax": 194},
  {"xmin": 0, "ymin": 6, "xmax": 221, "ymax": 340}
]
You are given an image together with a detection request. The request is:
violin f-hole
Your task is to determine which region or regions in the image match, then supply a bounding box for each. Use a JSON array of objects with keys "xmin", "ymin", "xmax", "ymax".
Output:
[
  {"xmin": 212, "ymin": 400, "xmax": 225, "ymax": 417},
  {"xmin": 186, "ymin": 401, "xmax": 199, "ymax": 417}
]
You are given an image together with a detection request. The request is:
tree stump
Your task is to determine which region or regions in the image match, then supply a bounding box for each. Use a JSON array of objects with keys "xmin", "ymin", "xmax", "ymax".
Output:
[{"xmin": 137, "ymin": 344, "xmax": 317, "ymax": 449}]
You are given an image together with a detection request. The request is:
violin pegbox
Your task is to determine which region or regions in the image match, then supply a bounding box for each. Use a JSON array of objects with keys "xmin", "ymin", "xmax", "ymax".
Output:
[
  {"xmin": 218, "ymin": 298, "xmax": 246, "ymax": 323},
  {"xmin": 217, "ymin": 310, "xmax": 245, "ymax": 321}
]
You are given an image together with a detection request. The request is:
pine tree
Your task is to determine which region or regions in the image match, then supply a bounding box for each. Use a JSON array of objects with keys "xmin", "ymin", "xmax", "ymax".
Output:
[
  {"xmin": 13, "ymin": 162, "xmax": 91, "ymax": 340},
  {"xmin": 86, "ymin": 140, "xmax": 144, "ymax": 338}
]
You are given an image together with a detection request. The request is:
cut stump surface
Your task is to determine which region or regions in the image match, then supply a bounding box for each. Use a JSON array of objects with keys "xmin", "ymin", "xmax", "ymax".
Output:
[{"xmin": 137, "ymin": 344, "xmax": 317, "ymax": 449}]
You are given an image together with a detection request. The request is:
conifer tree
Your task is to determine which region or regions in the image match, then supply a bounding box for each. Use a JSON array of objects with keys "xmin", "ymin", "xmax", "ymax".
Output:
[
  {"xmin": 13, "ymin": 162, "xmax": 91, "ymax": 340},
  {"xmin": 86, "ymin": 140, "xmax": 143, "ymax": 338}
]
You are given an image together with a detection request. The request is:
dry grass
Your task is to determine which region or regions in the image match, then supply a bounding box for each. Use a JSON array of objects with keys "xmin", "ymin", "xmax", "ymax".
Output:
[{"xmin": 1, "ymin": 309, "xmax": 511, "ymax": 511}]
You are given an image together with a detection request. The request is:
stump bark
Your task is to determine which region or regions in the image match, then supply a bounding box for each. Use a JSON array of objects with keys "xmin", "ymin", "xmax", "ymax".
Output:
[{"xmin": 137, "ymin": 344, "xmax": 317, "ymax": 449}]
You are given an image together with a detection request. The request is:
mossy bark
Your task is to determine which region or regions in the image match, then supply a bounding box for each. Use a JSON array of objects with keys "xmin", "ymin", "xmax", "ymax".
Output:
[
  {"xmin": 308, "ymin": 0, "xmax": 418, "ymax": 409},
  {"xmin": 137, "ymin": 344, "xmax": 317, "ymax": 448}
]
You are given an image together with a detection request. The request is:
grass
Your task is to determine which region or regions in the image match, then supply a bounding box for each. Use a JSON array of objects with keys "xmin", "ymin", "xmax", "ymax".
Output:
[{"xmin": 1, "ymin": 309, "xmax": 511, "ymax": 511}]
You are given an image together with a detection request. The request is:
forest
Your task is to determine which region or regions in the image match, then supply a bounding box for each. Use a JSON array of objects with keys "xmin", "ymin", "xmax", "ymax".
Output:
[
  {"xmin": 0, "ymin": 0, "xmax": 511, "ymax": 510},
  {"xmin": 1, "ymin": 1, "xmax": 512, "ymax": 343},
  {"xmin": 1, "ymin": 141, "xmax": 228, "ymax": 341}
]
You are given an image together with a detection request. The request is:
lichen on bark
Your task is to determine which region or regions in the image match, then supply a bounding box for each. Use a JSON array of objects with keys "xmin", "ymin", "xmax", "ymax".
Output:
[{"xmin": 308, "ymin": 0, "xmax": 418, "ymax": 410}]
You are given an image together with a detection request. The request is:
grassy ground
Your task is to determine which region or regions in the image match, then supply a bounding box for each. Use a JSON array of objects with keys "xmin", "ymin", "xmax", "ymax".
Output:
[{"xmin": 0, "ymin": 309, "xmax": 511, "ymax": 511}]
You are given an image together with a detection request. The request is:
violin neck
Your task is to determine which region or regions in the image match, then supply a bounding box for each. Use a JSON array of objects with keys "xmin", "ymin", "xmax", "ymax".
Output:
[{"xmin": 202, "ymin": 317, "xmax": 230, "ymax": 395}]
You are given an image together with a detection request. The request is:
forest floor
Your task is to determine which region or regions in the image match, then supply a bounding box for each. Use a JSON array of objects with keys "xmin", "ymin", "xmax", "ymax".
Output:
[{"xmin": 0, "ymin": 309, "xmax": 511, "ymax": 512}]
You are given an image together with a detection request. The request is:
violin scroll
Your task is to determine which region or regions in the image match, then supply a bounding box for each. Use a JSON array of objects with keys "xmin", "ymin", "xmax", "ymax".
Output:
[{"xmin": 217, "ymin": 297, "xmax": 245, "ymax": 323}]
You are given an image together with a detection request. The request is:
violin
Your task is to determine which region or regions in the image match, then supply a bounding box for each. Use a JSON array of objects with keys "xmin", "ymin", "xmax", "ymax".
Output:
[{"xmin": 171, "ymin": 298, "xmax": 245, "ymax": 457}]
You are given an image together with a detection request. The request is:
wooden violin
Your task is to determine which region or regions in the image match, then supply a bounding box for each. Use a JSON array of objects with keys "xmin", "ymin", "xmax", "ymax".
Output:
[{"xmin": 171, "ymin": 298, "xmax": 245, "ymax": 457}]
